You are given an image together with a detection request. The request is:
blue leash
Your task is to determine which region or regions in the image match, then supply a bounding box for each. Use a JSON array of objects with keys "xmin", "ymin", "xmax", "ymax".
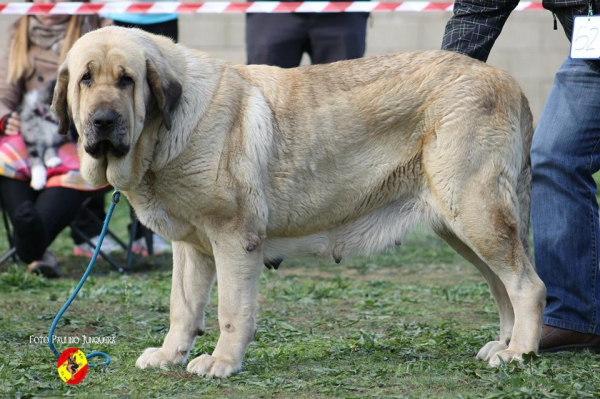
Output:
[{"xmin": 48, "ymin": 188, "xmax": 121, "ymax": 367}]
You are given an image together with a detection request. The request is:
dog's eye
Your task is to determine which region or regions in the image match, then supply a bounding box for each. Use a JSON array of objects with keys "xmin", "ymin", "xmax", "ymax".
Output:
[
  {"xmin": 118, "ymin": 75, "xmax": 134, "ymax": 88},
  {"xmin": 81, "ymin": 72, "xmax": 92, "ymax": 86}
]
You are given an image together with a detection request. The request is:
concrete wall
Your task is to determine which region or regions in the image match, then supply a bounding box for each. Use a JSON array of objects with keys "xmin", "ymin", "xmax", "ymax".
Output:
[{"xmin": 0, "ymin": 1, "xmax": 570, "ymax": 123}]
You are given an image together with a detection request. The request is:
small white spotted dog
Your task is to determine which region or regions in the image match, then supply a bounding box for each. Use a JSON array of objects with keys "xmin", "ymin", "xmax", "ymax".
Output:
[{"xmin": 19, "ymin": 80, "xmax": 67, "ymax": 190}]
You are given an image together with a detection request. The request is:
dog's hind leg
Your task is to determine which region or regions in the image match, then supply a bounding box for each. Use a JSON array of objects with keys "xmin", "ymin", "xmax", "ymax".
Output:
[
  {"xmin": 435, "ymin": 228, "xmax": 515, "ymax": 358},
  {"xmin": 434, "ymin": 174, "xmax": 545, "ymax": 366},
  {"xmin": 136, "ymin": 241, "xmax": 216, "ymax": 369}
]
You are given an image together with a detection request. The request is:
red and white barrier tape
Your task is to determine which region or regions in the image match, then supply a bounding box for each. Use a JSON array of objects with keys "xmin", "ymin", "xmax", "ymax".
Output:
[{"xmin": 0, "ymin": 2, "xmax": 544, "ymax": 15}]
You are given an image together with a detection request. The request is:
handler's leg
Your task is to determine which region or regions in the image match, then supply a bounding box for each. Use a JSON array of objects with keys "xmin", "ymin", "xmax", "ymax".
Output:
[
  {"xmin": 531, "ymin": 58, "xmax": 600, "ymax": 339},
  {"xmin": 187, "ymin": 232, "xmax": 264, "ymax": 378},
  {"xmin": 136, "ymin": 241, "xmax": 215, "ymax": 368}
]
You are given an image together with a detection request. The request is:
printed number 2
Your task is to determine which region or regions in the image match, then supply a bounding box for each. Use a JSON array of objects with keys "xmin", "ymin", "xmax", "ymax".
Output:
[{"xmin": 574, "ymin": 25, "xmax": 599, "ymax": 51}]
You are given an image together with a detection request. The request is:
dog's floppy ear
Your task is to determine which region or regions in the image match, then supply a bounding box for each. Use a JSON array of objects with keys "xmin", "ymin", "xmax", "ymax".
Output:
[
  {"xmin": 146, "ymin": 57, "xmax": 182, "ymax": 131},
  {"xmin": 52, "ymin": 62, "xmax": 70, "ymax": 136}
]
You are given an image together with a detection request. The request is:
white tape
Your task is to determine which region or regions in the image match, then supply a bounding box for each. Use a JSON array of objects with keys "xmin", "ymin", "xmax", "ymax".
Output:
[{"xmin": 0, "ymin": 2, "xmax": 546, "ymax": 15}]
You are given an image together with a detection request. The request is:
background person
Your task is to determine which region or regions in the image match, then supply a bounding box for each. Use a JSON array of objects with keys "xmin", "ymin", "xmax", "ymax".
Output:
[
  {"xmin": 0, "ymin": 0, "xmax": 114, "ymax": 277},
  {"xmin": 246, "ymin": 0, "xmax": 369, "ymax": 67},
  {"xmin": 101, "ymin": 0, "xmax": 178, "ymax": 42}
]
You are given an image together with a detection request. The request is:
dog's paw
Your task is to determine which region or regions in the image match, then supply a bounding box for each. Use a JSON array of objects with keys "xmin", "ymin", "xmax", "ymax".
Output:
[
  {"xmin": 31, "ymin": 179, "xmax": 45, "ymax": 191},
  {"xmin": 476, "ymin": 340, "xmax": 508, "ymax": 362},
  {"xmin": 45, "ymin": 157, "xmax": 62, "ymax": 168},
  {"xmin": 488, "ymin": 349, "xmax": 524, "ymax": 367},
  {"xmin": 135, "ymin": 347, "xmax": 185, "ymax": 369},
  {"xmin": 187, "ymin": 354, "xmax": 241, "ymax": 378},
  {"xmin": 30, "ymin": 166, "xmax": 46, "ymax": 191}
]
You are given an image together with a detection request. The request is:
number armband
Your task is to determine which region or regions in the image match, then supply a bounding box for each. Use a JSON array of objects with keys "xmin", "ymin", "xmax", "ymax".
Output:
[{"xmin": 571, "ymin": 15, "xmax": 600, "ymax": 59}]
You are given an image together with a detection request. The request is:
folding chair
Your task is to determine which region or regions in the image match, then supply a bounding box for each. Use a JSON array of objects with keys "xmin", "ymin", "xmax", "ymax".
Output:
[
  {"xmin": 69, "ymin": 194, "xmax": 132, "ymax": 273},
  {"xmin": 0, "ymin": 197, "xmax": 18, "ymax": 265},
  {"xmin": 0, "ymin": 190, "xmax": 145, "ymax": 272},
  {"xmin": 70, "ymin": 192, "xmax": 157, "ymax": 272}
]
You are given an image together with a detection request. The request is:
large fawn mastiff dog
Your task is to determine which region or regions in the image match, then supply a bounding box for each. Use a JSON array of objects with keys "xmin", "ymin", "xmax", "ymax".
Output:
[{"xmin": 53, "ymin": 26, "xmax": 545, "ymax": 378}]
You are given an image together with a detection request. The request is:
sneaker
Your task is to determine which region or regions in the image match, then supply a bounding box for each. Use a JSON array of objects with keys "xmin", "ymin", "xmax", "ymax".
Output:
[
  {"xmin": 73, "ymin": 235, "xmax": 122, "ymax": 258},
  {"xmin": 27, "ymin": 250, "xmax": 61, "ymax": 278},
  {"xmin": 132, "ymin": 233, "xmax": 172, "ymax": 256}
]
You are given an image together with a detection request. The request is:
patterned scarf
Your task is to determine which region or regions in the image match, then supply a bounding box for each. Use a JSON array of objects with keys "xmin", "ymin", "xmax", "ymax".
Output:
[{"xmin": 27, "ymin": 16, "xmax": 69, "ymax": 54}]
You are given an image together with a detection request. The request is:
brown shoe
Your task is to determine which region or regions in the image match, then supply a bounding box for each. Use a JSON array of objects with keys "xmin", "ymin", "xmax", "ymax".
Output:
[
  {"xmin": 539, "ymin": 324, "xmax": 600, "ymax": 353},
  {"xmin": 27, "ymin": 250, "xmax": 61, "ymax": 278}
]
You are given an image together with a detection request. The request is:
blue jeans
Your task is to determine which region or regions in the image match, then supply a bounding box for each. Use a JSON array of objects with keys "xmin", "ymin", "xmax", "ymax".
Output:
[{"xmin": 531, "ymin": 58, "xmax": 600, "ymax": 335}]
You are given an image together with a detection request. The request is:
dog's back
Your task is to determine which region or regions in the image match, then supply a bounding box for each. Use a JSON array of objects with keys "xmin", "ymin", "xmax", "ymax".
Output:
[{"xmin": 231, "ymin": 51, "xmax": 533, "ymax": 241}]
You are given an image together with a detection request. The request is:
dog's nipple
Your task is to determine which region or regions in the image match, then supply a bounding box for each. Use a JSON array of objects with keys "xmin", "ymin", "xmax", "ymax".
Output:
[
  {"xmin": 244, "ymin": 233, "xmax": 263, "ymax": 252},
  {"xmin": 246, "ymin": 242, "xmax": 257, "ymax": 252}
]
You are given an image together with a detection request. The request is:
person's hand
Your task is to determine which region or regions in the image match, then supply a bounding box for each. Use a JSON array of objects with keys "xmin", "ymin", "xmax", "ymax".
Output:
[{"xmin": 4, "ymin": 112, "xmax": 21, "ymax": 135}]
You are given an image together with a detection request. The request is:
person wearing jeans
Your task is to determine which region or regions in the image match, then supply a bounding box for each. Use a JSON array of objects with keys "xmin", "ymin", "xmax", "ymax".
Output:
[
  {"xmin": 531, "ymin": 57, "xmax": 600, "ymax": 343},
  {"xmin": 441, "ymin": 0, "xmax": 600, "ymax": 351}
]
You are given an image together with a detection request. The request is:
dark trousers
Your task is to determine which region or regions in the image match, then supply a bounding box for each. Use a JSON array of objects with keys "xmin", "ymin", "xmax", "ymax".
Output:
[
  {"xmin": 0, "ymin": 177, "xmax": 97, "ymax": 262},
  {"xmin": 246, "ymin": 13, "xmax": 368, "ymax": 67}
]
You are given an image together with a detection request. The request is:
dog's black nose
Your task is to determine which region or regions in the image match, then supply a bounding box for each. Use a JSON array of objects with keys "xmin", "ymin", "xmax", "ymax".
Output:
[
  {"xmin": 92, "ymin": 109, "xmax": 118, "ymax": 132},
  {"xmin": 86, "ymin": 108, "xmax": 129, "ymax": 158}
]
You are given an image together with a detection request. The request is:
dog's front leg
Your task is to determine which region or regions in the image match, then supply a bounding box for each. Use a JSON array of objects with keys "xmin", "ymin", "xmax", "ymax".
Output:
[
  {"xmin": 44, "ymin": 147, "xmax": 62, "ymax": 168},
  {"xmin": 136, "ymin": 241, "xmax": 215, "ymax": 369},
  {"xmin": 187, "ymin": 231, "xmax": 263, "ymax": 378}
]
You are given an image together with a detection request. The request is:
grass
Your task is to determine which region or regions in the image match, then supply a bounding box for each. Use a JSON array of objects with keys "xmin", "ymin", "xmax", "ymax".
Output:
[{"xmin": 1, "ymin": 200, "xmax": 600, "ymax": 398}]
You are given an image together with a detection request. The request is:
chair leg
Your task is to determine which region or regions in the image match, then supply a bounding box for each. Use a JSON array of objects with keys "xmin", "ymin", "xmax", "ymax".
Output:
[
  {"xmin": 77, "ymin": 197, "xmax": 130, "ymax": 251},
  {"xmin": 71, "ymin": 195, "xmax": 137, "ymax": 273},
  {"xmin": 1, "ymin": 196, "xmax": 19, "ymax": 265},
  {"xmin": 129, "ymin": 206, "xmax": 154, "ymax": 258},
  {"xmin": 144, "ymin": 224, "xmax": 154, "ymax": 256},
  {"xmin": 126, "ymin": 206, "xmax": 139, "ymax": 271},
  {"xmin": 70, "ymin": 224, "xmax": 126, "ymax": 273},
  {"xmin": 0, "ymin": 247, "xmax": 17, "ymax": 266}
]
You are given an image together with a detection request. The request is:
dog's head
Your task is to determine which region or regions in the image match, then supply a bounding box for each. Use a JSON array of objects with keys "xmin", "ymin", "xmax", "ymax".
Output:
[
  {"xmin": 21, "ymin": 80, "xmax": 56, "ymax": 118},
  {"xmin": 52, "ymin": 26, "xmax": 182, "ymax": 189}
]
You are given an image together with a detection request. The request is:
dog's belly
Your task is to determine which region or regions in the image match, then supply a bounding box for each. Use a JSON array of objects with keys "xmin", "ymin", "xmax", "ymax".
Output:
[
  {"xmin": 266, "ymin": 192, "xmax": 402, "ymax": 238},
  {"xmin": 264, "ymin": 193, "xmax": 438, "ymax": 263},
  {"xmin": 265, "ymin": 153, "xmax": 424, "ymax": 237}
]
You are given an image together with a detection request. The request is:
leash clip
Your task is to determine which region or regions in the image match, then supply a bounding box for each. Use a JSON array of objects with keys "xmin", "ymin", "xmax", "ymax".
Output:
[{"xmin": 112, "ymin": 189, "xmax": 121, "ymax": 204}]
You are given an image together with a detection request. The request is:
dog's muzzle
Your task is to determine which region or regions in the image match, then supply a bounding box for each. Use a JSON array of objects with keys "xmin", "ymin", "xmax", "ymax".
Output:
[{"xmin": 84, "ymin": 109, "xmax": 130, "ymax": 158}]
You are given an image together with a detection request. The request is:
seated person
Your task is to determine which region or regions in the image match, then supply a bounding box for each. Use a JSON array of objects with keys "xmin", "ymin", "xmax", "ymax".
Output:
[{"xmin": 0, "ymin": 0, "xmax": 114, "ymax": 277}]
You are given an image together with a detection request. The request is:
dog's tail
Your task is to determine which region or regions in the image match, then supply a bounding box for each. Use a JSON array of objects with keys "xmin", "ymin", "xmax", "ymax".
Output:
[{"xmin": 516, "ymin": 92, "xmax": 534, "ymax": 262}]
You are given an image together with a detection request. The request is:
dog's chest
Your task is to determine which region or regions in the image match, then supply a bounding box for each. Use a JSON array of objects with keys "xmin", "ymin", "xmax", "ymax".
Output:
[
  {"xmin": 126, "ymin": 177, "xmax": 213, "ymax": 252},
  {"xmin": 126, "ymin": 187, "xmax": 185, "ymax": 237}
]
